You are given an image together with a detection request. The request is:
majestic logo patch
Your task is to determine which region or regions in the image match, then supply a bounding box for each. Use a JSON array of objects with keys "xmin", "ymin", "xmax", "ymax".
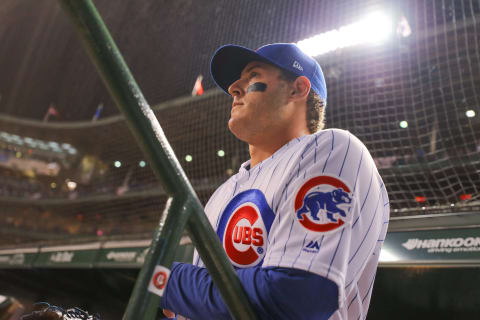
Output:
[
  {"xmin": 217, "ymin": 189, "xmax": 274, "ymax": 268},
  {"xmin": 294, "ymin": 176, "xmax": 353, "ymax": 233},
  {"xmin": 303, "ymin": 240, "xmax": 321, "ymax": 253}
]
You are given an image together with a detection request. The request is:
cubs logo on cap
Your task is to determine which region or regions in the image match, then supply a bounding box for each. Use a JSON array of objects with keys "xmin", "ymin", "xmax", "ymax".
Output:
[
  {"xmin": 217, "ymin": 189, "xmax": 275, "ymax": 268},
  {"xmin": 294, "ymin": 175, "xmax": 353, "ymax": 233}
]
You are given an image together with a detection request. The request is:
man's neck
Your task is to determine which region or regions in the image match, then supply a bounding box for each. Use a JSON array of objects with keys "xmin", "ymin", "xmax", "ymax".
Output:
[
  {"xmin": 248, "ymin": 131, "xmax": 308, "ymax": 168},
  {"xmin": 249, "ymin": 144, "xmax": 277, "ymax": 169}
]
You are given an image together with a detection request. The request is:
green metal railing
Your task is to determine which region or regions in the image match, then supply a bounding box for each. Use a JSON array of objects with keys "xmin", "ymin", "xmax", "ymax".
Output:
[{"xmin": 57, "ymin": 1, "xmax": 258, "ymax": 319}]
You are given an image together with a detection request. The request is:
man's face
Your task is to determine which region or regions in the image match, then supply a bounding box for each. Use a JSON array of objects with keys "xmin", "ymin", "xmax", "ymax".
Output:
[{"xmin": 227, "ymin": 61, "xmax": 292, "ymax": 143}]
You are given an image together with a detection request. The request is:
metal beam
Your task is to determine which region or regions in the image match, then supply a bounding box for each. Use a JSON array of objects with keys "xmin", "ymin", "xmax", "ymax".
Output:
[{"xmin": 57, "ymin": 1, "xmax": 258, "ymax": 319}]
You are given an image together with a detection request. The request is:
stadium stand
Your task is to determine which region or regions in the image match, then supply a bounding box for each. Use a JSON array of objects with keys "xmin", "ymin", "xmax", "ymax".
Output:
[{"xmin": 0, "ymin": 1, "xmax": 479, "ymax": 319}]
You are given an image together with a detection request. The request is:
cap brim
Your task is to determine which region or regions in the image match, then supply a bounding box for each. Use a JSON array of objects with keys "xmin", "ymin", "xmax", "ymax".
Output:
[{"xmin": 210, "ymin": 45, "xmax": 273, "ymax": 95}]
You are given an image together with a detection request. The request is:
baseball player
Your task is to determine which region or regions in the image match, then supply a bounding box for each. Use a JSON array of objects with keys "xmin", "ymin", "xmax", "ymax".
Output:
[{"xmin": 161, "ymin": 43, "xmax": 389, "ymax": 319}]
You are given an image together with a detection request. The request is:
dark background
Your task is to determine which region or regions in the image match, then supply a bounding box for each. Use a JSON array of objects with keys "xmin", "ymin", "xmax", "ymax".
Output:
[
  {"xmin": 1, "ymin": 0, "xmax": 480, "ymax": 319},
  {"xmin": 0, "ymin": 267, "xmax": 479, "ymax": 319}
]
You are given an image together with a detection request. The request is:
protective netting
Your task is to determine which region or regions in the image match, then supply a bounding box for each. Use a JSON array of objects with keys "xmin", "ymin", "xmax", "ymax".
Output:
[{"xmin": 0, "ymin": 0, "xmax": 479, "ymax": 247}]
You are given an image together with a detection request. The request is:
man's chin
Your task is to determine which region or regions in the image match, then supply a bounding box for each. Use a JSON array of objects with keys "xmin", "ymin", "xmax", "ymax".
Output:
[{"xmin": 228, "ymin": 119, "xmax": 249, "ymax": 142}]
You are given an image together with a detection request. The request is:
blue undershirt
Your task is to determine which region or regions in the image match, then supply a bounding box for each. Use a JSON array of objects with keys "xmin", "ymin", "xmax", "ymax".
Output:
[{"xmin": 160, "ymin": 262, "xmax": 338, "ymax": 320}]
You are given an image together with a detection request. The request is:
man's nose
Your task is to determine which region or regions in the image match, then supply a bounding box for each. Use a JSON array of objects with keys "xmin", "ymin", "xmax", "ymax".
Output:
[{"xmin": 228, "ymin": 78, "xmax": 245, "ymax": 97}]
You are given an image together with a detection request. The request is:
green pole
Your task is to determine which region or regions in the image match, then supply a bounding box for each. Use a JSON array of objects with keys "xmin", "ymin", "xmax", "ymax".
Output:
[{"xmin": 57, "ymin": 1, "xmax": 259, "ymax": 319}]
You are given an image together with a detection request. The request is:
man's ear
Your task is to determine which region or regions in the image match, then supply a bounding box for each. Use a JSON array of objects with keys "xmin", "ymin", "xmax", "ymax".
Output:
[{"xmin": 290, "ymin": 76, "xmax": 311, "ymax": 100}]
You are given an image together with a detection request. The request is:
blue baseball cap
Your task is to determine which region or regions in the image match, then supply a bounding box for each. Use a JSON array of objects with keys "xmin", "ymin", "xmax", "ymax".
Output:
[{"xmin": 210, "ymin": 43, "xmax": 327, "ymax": 101}]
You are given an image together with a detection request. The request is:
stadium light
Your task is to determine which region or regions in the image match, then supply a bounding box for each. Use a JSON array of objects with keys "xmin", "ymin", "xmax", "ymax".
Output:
[
  {"xmin": 466, "ymin": 109, "xmax": 476, "ymax": 118},
  {"xmin": 397, "ymin": 16, "xmax": 412, "ymax": 37},
  {"xmin": 399, "ymin": 120, "xmax": 408, "ymax": 128},
  {"xmin": 114, "ymin": 160, "xmax": 122, "ymax": 168},
  {"xmin": 67, "ymin": 180, "xmax": 77, "ymax": 191},
  {"xmin": 296, "ymin": 10, "xmax": 393, "ymax": 57},
  {"xmin": 217, "ymin": 150, "xmax": 225, "ymax": 157},
  {"xmin": 379, "ymin": 248, "xmax": 398, "ymax": 262},
  {"xmin": 185, "ymin": 155, "xmax": 193, "ymax": 162},
  {"xmin": 139, "ymin": 160, "xmax": 146, "ymax": 167}
]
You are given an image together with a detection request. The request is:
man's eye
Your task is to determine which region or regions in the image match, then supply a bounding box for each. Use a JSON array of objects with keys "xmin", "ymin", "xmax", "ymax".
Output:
[{"xmin": 249, "ymin": 72, "xmax": 258, "ymax": 79}]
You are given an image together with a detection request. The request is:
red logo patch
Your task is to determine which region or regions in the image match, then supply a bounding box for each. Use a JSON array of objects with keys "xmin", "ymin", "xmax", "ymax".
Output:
[
  {"xmin": 223, "ymin": 203, "xmax": 267, "ymax": 267},
  {"xmin": 152, "ymin": 271, "xmax": 168, "ymax": 290},
  {"xmin": 295, "ymin": 176, "xmax": 353, "ymax": 233}
]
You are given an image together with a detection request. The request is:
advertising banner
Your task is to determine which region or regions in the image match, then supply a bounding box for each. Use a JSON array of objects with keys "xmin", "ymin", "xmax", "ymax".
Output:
[
  {"xmin": 380, "ymin": 227, "xmax": 480, "ymax": 266},
  {"xmin": 34, "ymin": 243, "xmax": 101, "ymax": 268},
  {"xmin": 0, "ymin": 248, "xmax": 38, "ymax": 268},
  {"xmin": 0, "ymin": 236, "xmax": 196, "ymax": 269}
]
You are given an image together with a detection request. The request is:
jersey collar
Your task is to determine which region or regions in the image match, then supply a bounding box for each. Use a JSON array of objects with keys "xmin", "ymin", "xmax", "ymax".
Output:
[{"xmin": 237, "ymin": 134, "xmax": 310, "ymax": 176}]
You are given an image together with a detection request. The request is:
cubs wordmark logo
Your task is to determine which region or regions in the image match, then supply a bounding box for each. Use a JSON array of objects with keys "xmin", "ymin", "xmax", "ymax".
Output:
[
  {"xmin": 295, "ymin": 175, "xmax": 353, "ymax": 233},
  {"xmin": 217, "ymin": 189, "xmax": 275, "ymax": 268}
]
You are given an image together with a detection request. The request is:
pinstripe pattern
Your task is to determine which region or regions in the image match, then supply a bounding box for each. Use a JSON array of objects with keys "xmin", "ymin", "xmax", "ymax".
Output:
[
  {"xmin": 278, "ymin": 219, "xmax": 295, "ymax": 265},
  {"xmin": 322, "ymin": 130, "xmax": 335, "ymax": 173},
  {"xmin": 231, "ymin": 181, "xmax": 238, "ymax": 197},
  {"xmin": 327, "ymin": 229, "xmax": 345, "ymax": 278},
  {"xmin": 307, "ymin": 235, "xmax": 324, "ymax": 271},
  {"xmin": 249, "ymin": 165, "xmax": 263, "ymax": 188},
  {"xmin": 339, "ymin": 134, "xmax": 351, "ymax": 177},
  {"xmin": 347, "ymin": 290, "xmax": 358, "ymax": 310},
  {"xmin": 348, "ymin": 193, "xmax": 382, "ymax": 264},
  {"xmin": 193, "ymin": 129, "xmax": 389, "ymax": 320},
  {"xmin": 362, "ymin": 272, "xmax": 376, "ymax": 303},
  {"xmin": 273, "ymin": 132, "xmax": 334, "ymax": 265},
  {"xmin": 353, "ymin": 149, "xmax": 364, "ymax": 192},
  {"xmin": 292, "ymin": 233, "xmax": 308, "ymax": 267},
  {"xmin": 360, "ymin": 168, "xmax": 374, "ymax": 211}
]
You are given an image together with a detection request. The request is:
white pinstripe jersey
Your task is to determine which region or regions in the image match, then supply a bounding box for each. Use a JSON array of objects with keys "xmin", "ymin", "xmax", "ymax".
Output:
[{"xmin": 193, "ymin": 128, "xmax": 390, "ymax": 319}]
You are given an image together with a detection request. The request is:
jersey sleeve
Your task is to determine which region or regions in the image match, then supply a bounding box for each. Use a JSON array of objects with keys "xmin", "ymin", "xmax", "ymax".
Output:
[
  {"xmin": 262, "ymin": 129, "xmax": 388, "ymax": 306},
  {"xmin": 161, "ymin": 262, "xmax": 338, "ymax": 320}
]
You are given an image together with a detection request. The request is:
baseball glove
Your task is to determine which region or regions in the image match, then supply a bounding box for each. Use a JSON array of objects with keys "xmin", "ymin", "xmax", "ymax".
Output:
[{"xmin": 21, "ymin": 303, "xmax": 100, "ymax": 320}]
